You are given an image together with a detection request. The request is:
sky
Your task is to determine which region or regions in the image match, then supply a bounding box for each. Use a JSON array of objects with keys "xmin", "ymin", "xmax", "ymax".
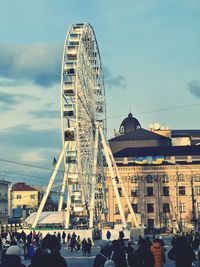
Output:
[{"xmin": 0, "ymin": 0, "xmax": 200, "ymax": 186}]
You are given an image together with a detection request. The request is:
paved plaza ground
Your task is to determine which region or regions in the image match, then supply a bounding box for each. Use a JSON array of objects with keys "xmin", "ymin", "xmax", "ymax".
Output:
[{"xmin": 21, "ymin": 237, "xmax": 177, "ymax": 267}]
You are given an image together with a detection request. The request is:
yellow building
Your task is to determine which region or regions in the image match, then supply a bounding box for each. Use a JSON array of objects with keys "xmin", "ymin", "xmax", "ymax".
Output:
[
  {"xmin": 107, "ymin": 113, "xmax": 200, "ymax": 232},
  {"xmin": 12, "ymin": 183, "xmax": 39, "ymax": 210}
]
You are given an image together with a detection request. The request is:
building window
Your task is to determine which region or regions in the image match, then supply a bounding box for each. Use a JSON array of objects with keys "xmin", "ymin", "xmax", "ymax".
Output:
[
  {"xmin": 163, "ymin": 203, "xmax": 170, "ymax": 213},
  {"xmin": 147, "ymin": 203, "xmax": 154, "ymax": 213},
  {"xmin": 130, "ymin": 176, "xmax": 138, "ymax": 183},
  {"xmin": 147, "ymin": 187, "xmax": 153, "ymax": 196},
  {"xmin": 146, "ymin": 175, "xmax": 153, "ymax": 183},
  {"xmin": 194, "ymin": 174, "xmax": 200, "ymax": 182},
  {"xmin": 118, "ymin": 188, "xmax": 122, "ymax": 197},
  {"xmin": 179, "ymin": 203, "xmax": 186, "ymax": 213},
  {"xmin": 131, "ymin": 188, "xmax": 138, "ymax": 197},
  {"xmin": 132, "ymin": 204, "xmax": 138, "ymax": 213},
  {"xmin": 195, "ymin": 186, "xmax": 200, "ymax": 196},
  {"xmin": 115, "ymin": 204, "xmax": 120, "ymax": 214},
  {"xmin": 163, "ymin": 186, "xmax": 169, "ymax": 196},
  {"xmin": 178, "ymin": 186, "xmax": 186, "ymax": 196},
  {"xmin": 30, "ymin": 195, "xmax": 35, "ymax": 199},
  {"xmin": 178, "ymin": 174, "xmax": 185, "ymax": 182},
  {"xmin": 16, "ymin": 195, "xmax": 21, "ymax": 199},
  {"xmin": 147, "ymin": 219, "xmax": 154, "ymax": 229},
  {"xmin": 162, "ymin": 174, "xmax": 169, "ymax": 183},
  {"xmin": 120, "ymin": 126, "xmax": 125, "ymax": 134}
]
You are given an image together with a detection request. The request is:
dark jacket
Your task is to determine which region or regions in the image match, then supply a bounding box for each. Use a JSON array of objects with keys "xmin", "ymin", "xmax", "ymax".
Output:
[
  {"xmin": 112, "ymin": 248, "xmax": 128, "ymax": 267},
  {"xmin": 126, "ymin": 245, "xmax": 134, "ymax": 267},
  {"xmin": 29, "ymin": 249, "xmax": 68, "ymax": 267},
  {"xmin": 168, "ymin": 239, "xmax": 195, "ymax": 267},
  {"xmin": 0, "ymin": 255, "xmax": 26, "ymax": 267},
  {"xmin": 93, "ymin": 249, "xmax": 110, "ymax": 267},
  {"xmin": 132, "ymin": 246, "xmax": 155, "ymax": 267}
]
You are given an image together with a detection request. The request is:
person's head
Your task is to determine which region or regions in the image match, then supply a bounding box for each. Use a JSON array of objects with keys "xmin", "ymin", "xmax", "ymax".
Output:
[
  {"xmin": 40, "ymin": 234, "xmax": 61, "ymax": 254},
  {"xmin": 138, "ymin": 238, "xmax": 147, "ymax": 248},
  {"xmin": 6, "ymin": 245, "xmax": 20, "ymax": 256}
]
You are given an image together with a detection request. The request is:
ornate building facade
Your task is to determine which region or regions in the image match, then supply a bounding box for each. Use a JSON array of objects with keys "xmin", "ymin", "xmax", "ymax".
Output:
[{"xmin": 106, "ymin": 113, "xmax": 200, "ymax": 231}]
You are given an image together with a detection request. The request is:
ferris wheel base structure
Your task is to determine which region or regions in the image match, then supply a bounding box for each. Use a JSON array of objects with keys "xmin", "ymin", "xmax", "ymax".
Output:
[
  {"xmin": 30, "ymin": 123, "xmax": 138, "ymax": 230},
  {"xmin": 30, "ymin": 23, "xmax": 139, "ymax": 230}
]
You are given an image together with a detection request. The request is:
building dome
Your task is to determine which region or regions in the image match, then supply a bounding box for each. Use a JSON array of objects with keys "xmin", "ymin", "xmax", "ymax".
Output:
[{"xmin": 119, "ymin": 113, "xmax": 141, "ymax": 134}]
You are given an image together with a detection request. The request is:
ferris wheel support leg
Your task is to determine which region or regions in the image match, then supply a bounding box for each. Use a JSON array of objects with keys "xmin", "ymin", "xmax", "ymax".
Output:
[
  {"xmin": 32, "ymin": 150, "xmax": 64, "ymax": 229},
  {"xmin": 89, "ymin": 124, "xmax": 99, "ymax": 229},
  {"xmin": 58, "ymin": 172, "xmax": 67, "ymax": 212},
  {"xmin": 107, "ymin": 146, "xmax": 139, "ymax": 228},
  {"xmin": 99, "ymin": 126, "xmax": 127, "ymax": 228},
  {"xmin": 65, "ymin": 187, "xmax": 71, "ymax": 229}
]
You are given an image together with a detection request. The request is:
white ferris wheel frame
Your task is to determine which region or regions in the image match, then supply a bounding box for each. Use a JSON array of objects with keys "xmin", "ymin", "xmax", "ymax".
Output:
[{"xmin": 32, "ymin": 23, "xmax": 138, "ymax": 230}]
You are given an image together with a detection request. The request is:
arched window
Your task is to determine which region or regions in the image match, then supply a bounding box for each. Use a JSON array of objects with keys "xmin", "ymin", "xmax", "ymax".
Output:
[
  {"xmin": 178, "ymin": 174, "xmax": 185, "ymax": 182},
  {"xmin": 194, "ymin": 174, "xmax": 200, "ymax": 182},
  {"xmin": 146, "ymin": 175, "xmax": 153, "ymax": 183},
  {"xmin": 162, "ymin": 174, "xmax": 169, "ymax": 183},
  {"xmin": 120, "ymin": 125, "xmax": 125, "ymax": 134}
]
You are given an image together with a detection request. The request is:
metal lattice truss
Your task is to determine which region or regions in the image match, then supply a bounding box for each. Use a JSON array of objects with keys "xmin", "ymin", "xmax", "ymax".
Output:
[{"xmin": 32, "ymin": 23, "xmax": 138, "ymax": 229}]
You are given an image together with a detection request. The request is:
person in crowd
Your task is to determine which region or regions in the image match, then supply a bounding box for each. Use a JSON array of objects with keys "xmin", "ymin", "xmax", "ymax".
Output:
[
  {"xmin": 0, "ymin": 245, "xmax": 26, "ymax": 267},
  {"xmin": 151, "ymin": 238, "xmax": 166, "ymax": 267},
  {"xmin": 29, "ymin": 234, "xmax": 68, "ymax": 267},
  {"xmin": 82, "ymin": 238, "xmax": 88, "ymax": 256},
  {"xmin": 62, "ymin": 231, "xmax": 66, "ymax": 244},
  {"xmin": 106, "ymin": 230, "xmax": 111, "ymax": 240},
  {"xmin": 27, "ymin": 242, "xmax": 35, "ymax": 259},
  {"xmin": 145, "ymin": 236, "xmax": 152, "ymax": 249},
  {"xmin": 87, "ymin": 238, "xmax": 92, "ymax": 256},
  {"xmin": 67, "ymin": 233, "xmax": 71, "ymax": 243},
  {"xmin": 24, "ymin": 239, "xmax": 29, "ymax": 260},
  {"xmin": 76, "ymin": 236, "xmax": 81, "ymax": 251},
  {"xmin": 110, "ymin": 239, "xmax": 128, "ymax": 267},
  {"xmin": 168, "ymin": 236, "xmax": 195, "ymax": 267},
  {"xmin": 70, "ymin": 235, "xmax": 77, "ymax": 252},
  {"xmin": 93, "ymin": 240, "xmax": 111, "ymax": 267},
  {"xmin": 57, "ymin": 232, "xmax": 61, "ymax": 243},
  {"xmin": 126, "ymin": 241, "xmax": 134, "ymax": 267},
  {"xmin": 132, "ymin": 238, "xmax": 155, "ymax": 267}
]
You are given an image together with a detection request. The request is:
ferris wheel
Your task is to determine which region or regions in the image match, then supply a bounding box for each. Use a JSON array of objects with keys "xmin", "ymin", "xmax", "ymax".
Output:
[
  {"xmin": 59, "ymin": 23, "xmax": 106, "ymax": 227},
  {"xmin": 32, "ymin": 23, "xmax": 138, "ymax": 230}
]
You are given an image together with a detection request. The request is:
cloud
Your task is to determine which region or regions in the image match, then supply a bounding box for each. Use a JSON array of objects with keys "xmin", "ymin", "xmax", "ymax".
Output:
[
  {"xmin": 187, "ymin": 80, "xmax": 200, "ymax": 98},
  {"xmin": 0, "ymin": 126, "xmax": 61, "ymax": 149},
  {"xmin": 0, "ymin": 90, "xmax": 38, "ymax": 107},
  {"xmin": 29, "ymin": 109, "xmax": 60, "ymax": 119},
  {"xmin": 0, "ymin": 82, "xmax": 60, "ymax": 132},
  {"xmin": 0, "ymin": 91, "xmax": 20, "ymax": 105},
  {"xmin": 104, "ymin": 67, "xmax": 126, "ymax": 90},
  {"xmin": 0, "ymin": 43, "xmax": 62, "ymax": 87}
]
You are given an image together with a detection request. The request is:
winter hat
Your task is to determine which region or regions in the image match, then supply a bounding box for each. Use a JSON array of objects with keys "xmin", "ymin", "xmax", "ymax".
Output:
[
  {"xmin": 41, "ymin": 234, "xmax": 61, "ymax": 253},
  {"xmin": 6, "ymin": 245, "xmax": 20, "ymax": 256}
]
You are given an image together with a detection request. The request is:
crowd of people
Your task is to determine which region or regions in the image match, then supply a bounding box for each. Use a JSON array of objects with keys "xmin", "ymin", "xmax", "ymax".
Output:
[
  {"xmin": 0, "ymin": 230, "xmax": 68, "ymax": 267},
  {"xmin": 0, "ymin": 230, "xmax": 94, "ymax": 267},
  {"xmin": 93, "ymin": 230, "xmax": 200, "ymax": 267},
  {"xmin": 1, "ymin": 229, "xmax": 200, "ymax": 267}
]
